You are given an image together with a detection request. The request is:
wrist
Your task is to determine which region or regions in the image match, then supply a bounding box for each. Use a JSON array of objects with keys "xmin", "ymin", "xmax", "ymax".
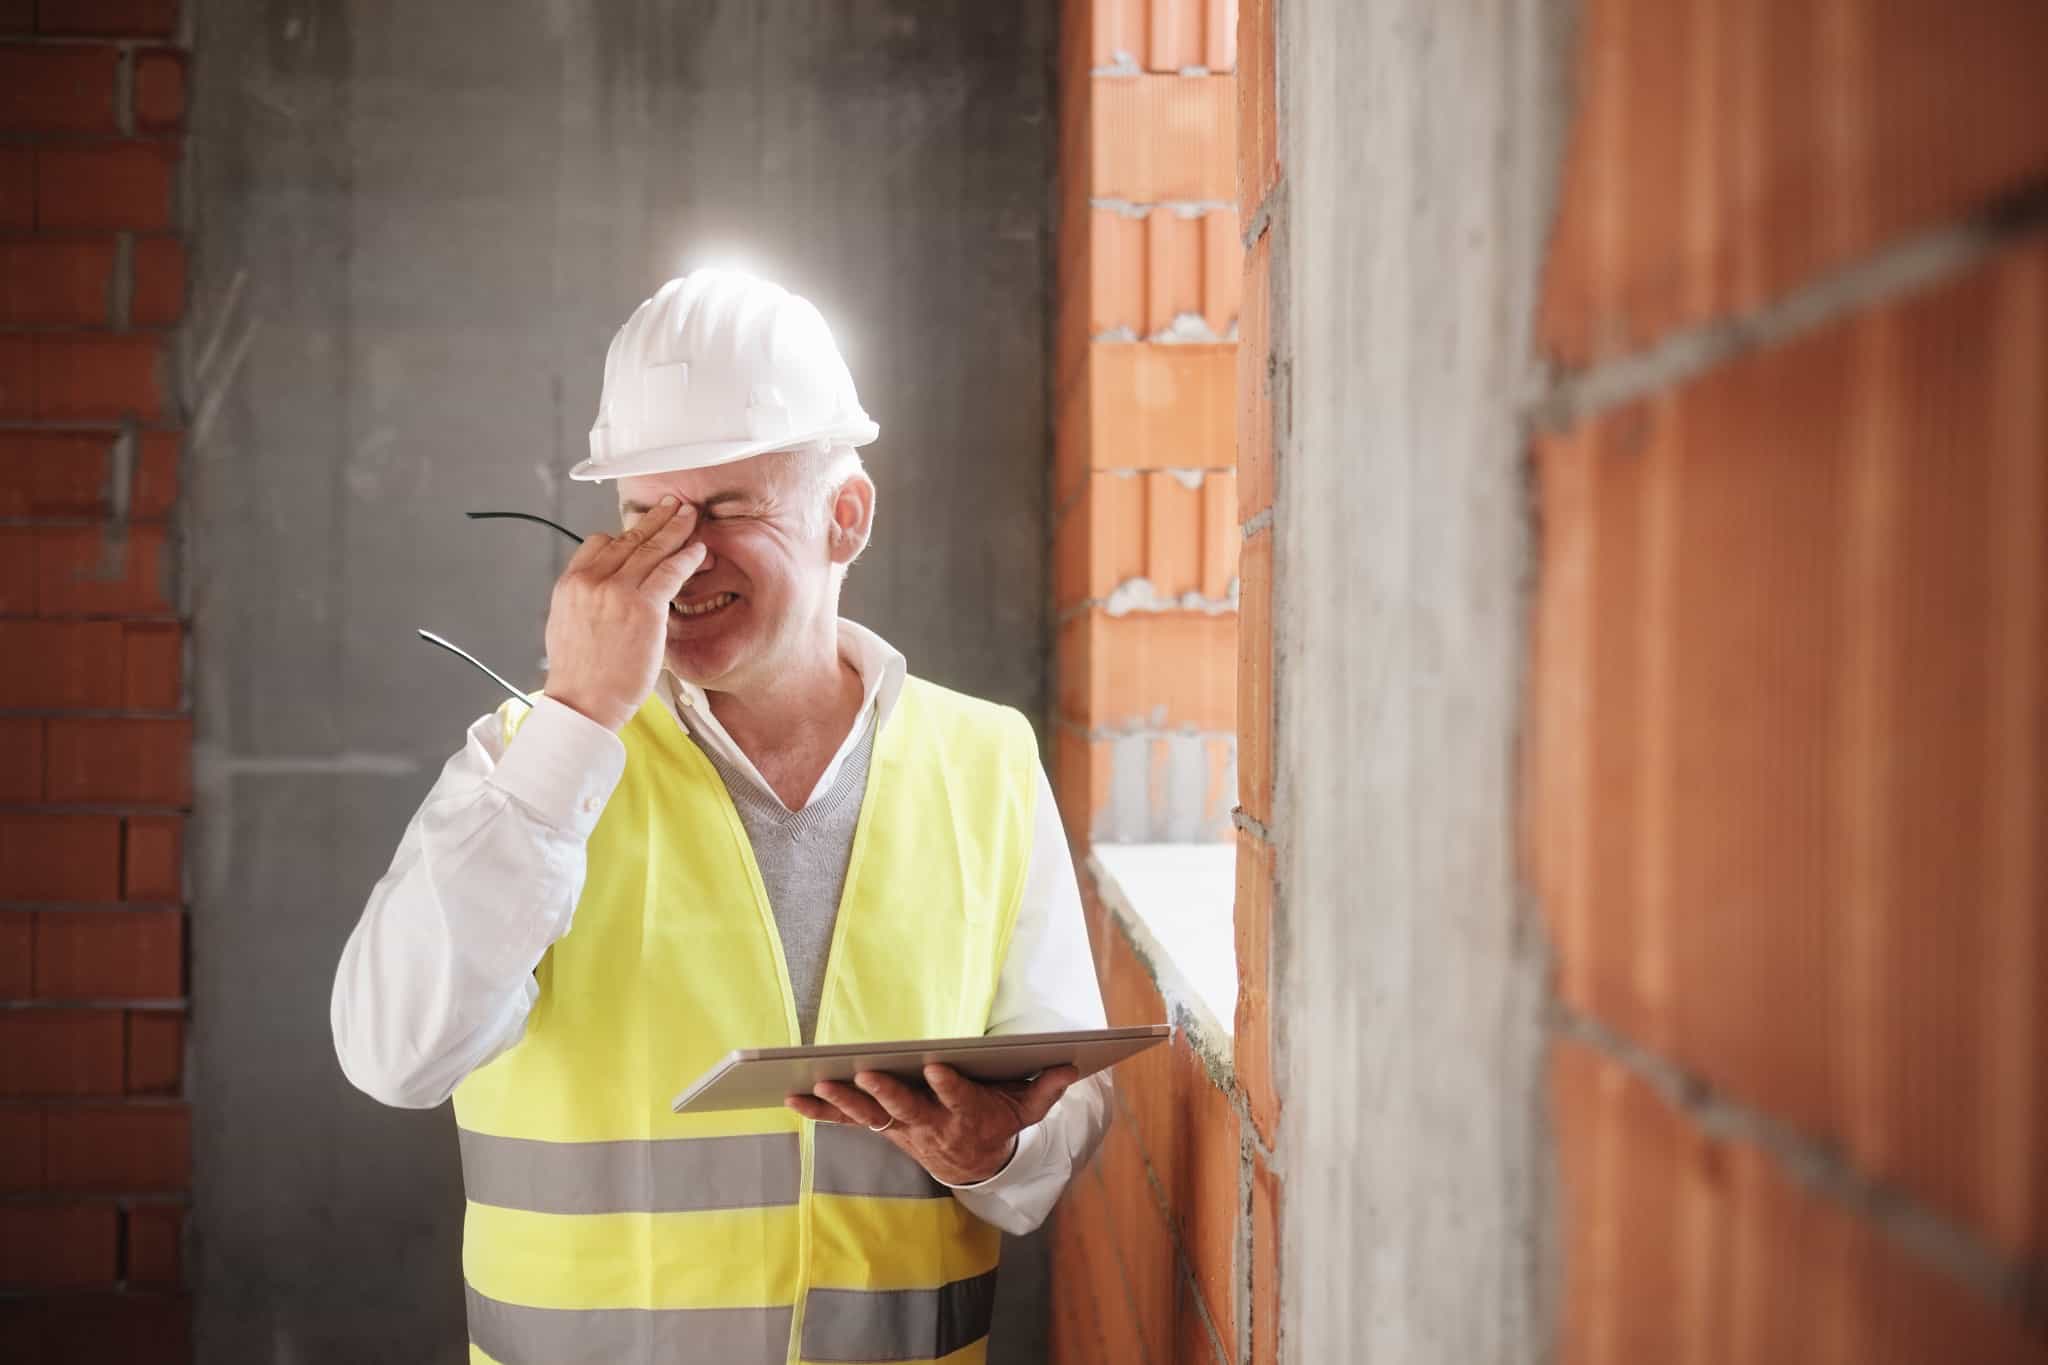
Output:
[
  {"xmin": 548, "ymin": 687, "xmax": 633, "ymax": 733},
  {"xmin": 957, "ymin": 1135, "xmax": 1019, "ymax": 1186}
]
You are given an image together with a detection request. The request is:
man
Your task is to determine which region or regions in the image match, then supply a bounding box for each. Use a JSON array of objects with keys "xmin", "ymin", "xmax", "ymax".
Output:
[{"xmin": 332, "ymin": 269, "xmax": 1111, "ymax": 1365}]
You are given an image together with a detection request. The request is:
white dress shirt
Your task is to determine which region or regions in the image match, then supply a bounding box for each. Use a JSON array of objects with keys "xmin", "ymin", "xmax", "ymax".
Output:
[{"xmin": 331, "ymin": 620, "xmax": 1109, "ymax": 1235}]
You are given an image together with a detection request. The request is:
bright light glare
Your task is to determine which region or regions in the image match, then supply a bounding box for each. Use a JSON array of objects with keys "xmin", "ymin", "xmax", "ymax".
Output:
[{"xmin": 682, "ymin": 249, "xmax": 766, "ymax": 282}]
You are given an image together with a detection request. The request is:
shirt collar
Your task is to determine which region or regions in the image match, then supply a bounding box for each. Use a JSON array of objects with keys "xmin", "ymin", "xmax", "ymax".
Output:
[{"xmin": 658, "ymin": 619, "xmax": 907, "ymax": 810}]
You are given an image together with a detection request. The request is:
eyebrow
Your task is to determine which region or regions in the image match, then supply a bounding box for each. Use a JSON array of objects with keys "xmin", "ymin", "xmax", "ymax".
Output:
[{"xmin": 620, "ymin": 491, "xmax": 755, "ymax": 516}]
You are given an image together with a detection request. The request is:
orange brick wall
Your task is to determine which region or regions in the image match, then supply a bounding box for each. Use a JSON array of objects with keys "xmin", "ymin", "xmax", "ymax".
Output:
[
  {"xmin": 1529, "ymin": 0, "xmax": 2048, "ymax": 1358},
  {"xmin": 1052, "ymin": 0, "xmax": 1242, "ymax": 850},
  {"xmin": 0, "ymin": 1, "xmax": 193, "ymax": 1360},
  {"xmin": 1049, "ymin": 0, "xmax": 1283, "ymax": 1360}
]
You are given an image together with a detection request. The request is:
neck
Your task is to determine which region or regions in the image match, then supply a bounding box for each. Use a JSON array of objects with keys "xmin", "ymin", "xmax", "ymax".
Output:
[{"xmin": 704, "ymin": 618, "xmax": 863, "ymax": 762}]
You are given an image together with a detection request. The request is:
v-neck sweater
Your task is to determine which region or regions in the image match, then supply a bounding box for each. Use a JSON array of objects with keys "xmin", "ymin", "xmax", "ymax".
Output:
[{"xmin": 684, "ymin": 707, "xmax": 879, "ymax": 1044}]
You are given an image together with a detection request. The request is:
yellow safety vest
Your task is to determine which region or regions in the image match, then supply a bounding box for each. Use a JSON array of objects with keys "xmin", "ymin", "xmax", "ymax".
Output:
[{"xmin": 453, "ymin": 677, "xmax": 1038, "ymax": 1365}]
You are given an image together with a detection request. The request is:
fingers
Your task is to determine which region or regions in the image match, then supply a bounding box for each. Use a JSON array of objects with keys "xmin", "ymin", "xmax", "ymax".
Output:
[
  {"xmin": 642, "ymin": 540, "xmax": 709, "ymax": 603},
  {"xmin": 563, "ymin": 527, "xmax": 616, "ymax": 573},
  {"xmin": 785, "ymin": 1094, "xmax": 845, "ymax": 1124},
  {"xmin": 856, "ymin": 1071, "xmax": 944, "ymax": 1128},
  {"xmin": 810, "ymin": 1080, "xmax": 892, "ymax": 1129},
  {"xmin": 588, "ymin": 496, "xmax": 683, "ymax": 576},
  {"xmin": 923, "ymin": 1064, "xmax": 978, "ymax": 1114},
  {"xmin": 621, "ymin": 499, "xmax": 701, "ymax": 588},
  {"xmin": 1012, "ymin": 1065, "xmax": 1080, "ymax": 1127}
]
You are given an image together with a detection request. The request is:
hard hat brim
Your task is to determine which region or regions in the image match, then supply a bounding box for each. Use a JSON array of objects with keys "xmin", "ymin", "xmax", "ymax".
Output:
[{"xmin": 569, "ymin": 419, "xmax": 880, "ymax": 483}]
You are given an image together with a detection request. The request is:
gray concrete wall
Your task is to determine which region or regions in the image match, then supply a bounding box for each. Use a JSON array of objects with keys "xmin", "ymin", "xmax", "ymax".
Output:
[
  {"xmin": 184, "ymin": 3, "xmax": 1052, "ymax": 1360},
  {"xmin": 1270, "ymin": 1, "xmax": 1573, "ymax": 1359}
]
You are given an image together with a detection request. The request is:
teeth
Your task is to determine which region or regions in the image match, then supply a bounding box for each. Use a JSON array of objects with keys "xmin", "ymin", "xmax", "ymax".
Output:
[{"xmin": 675, "ymin": 592, "xmax": 735, "ymax": 618}]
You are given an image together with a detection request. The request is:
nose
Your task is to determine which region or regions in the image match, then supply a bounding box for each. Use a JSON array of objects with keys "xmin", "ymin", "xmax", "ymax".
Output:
[{"xmin": 683, "ymin": 521, "xmax": 715, "ymax": 575}]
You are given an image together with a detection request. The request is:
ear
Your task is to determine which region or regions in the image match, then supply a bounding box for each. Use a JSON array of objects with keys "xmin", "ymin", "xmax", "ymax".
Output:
[{"xmin": 827, "ymin": 472, "xmax": 875, "ymax": 568}]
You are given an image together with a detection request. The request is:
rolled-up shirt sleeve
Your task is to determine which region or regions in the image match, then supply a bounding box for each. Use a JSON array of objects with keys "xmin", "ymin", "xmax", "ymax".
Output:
[
  {"xmin": 940, "ymin": 762, "xmax": 1114, "ymax": 1236},
  {"xmin": 331, "ymin": 697, "xmax": 625, "ymax": 1109}
]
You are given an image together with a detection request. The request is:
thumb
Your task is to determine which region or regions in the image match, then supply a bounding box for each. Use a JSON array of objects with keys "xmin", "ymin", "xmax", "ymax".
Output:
[{"xmin": 1015, "ymin": 1065, "xmax": 1079, "ymax": 1127}]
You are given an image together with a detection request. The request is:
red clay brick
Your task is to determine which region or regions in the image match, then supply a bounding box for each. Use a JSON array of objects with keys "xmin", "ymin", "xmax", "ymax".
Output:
[
  {"xmin": 0, "ymin": 42, "xmax": 119, "ymax": 133},
  {"xmin": 0, "ymin": 143, "xmax": 30, "ymax": 230},
  {"xmin": 1541, "ymin": 0, "xmax": 2048, "ymax": 367},
  {"xmin": 1054, "ymin": 468, "xmax": 1237, "ymax": 608},
  {"xmin": 0, "ymin": 716, "xmax": 43, "ymax": 802},
  {"xmin": 0, "ymin": 1009, "xmax": 124, "ymax": 1095},
  {"xmin": 1250, "ymin": 1150, "xmax": 1278, "ymax": 1365},
  {"xmin": 122, "ymin": 621, "xmax": 180, "ymax": 708},
  {"xmin": 1088, "ymin": 207, "xmax": 1241, "ymax": 340},
  {"xmin": 1052, "ymin": 726, "xmax": 1109, "ymax": 849},
  {"xmin": 1049, "ymin": 1166, "xmax": 1150, "ymax": 1365},
  {"xmin": 1531, "ymin": 241, "xmax": 2048, "ymax": 1255},
  {"xmin": 35, "ymin": 0, "xmax": 178, "ymax": 37},
  {"xmin": 130, "ymin": 234, "xmax": 184, "ymax": 325},
  {"xmin": 32, "ymin": 909, "xmax": 181, "ymax": 999},
  {"xmin": 0, "ymin": 1107, "xmax": 42, "ymax": 1190},
  {"xmin": 43, "ymin": 716, "xmax": 191, "ymax": 805},
  {"xmin": 36, "ymin": 523, "xmax": 173, "ymax": 614},
  {"xmin": 1173, "ymin": 1041, "xmax": 1238, "ymax": 1349},
  {"xmin": 44, "ymin": 1102, "xmax": 187, "ymax": 1190},
  {"xmin": 1090, "ymin": 0, "xmax": 1143, "ymax": 70},
  {"xmin": 131, "ymin": 48, "xmax": 185, "ymax": 131},
  {"xmin": 1096, "ymin": 1115, "xmax": 1174, "ymax": 1361},
  {"xmin": 1148, "ymin": 0, "xmax": 1203, "ymax": 72},
  {"xmin": 122, "ymin": 815, "xmax": 180, "ymax": 901},
  {"xmin": 1234, "ymin": 829, "xmax": 1277, "ymax": 1144},
  {"xmin": 1101, "ymin": 910, "xmax": 1170, "ymax": 1033},
  {"xmin": 0, "ymin": 908, "xmax": 30, "ymax": 993},
  {"xmin": 0, "ymin": 332, "xmax": 29, "ymax": 417},
  {"xmin": 35, "ymin": 142, "xmax": 177, "ymax": 231},
  {"xmin": 132, "ymin": 430, "xmax": 179, "ymax": 517},
  {"xmin": 124, "ymin": 1009, "xmax": 180, "ymax": 1093},
  {"xmin": 1236, "ymin": 0, "xmax": 1277, "ymax": 234},
  {"xmin": 1553, "ymin": 1042, "xmax": 2045, "ymax": 1364},
  {"xmin": 1237, "ymin": 229, "xmax": 1272, "ymax": 520},
  {"xmin": 0, "ymin": 0, "xmax": 25, "ymax": 30},
  {"xmin": 1058, "ymin": 609, "xmax": 1236, "ymax": 732},
  {"xmin": 0, "ymin": 526, "xmax": 33, "ymax": 612},
  {"xmin": 1110, "ymin": 998, "xmax": 1240, "ymax": 1351},
  {"xmin": 1198, "ymin": 469, "xmax": 1236, "ymax": 599},
  {"xmin": 125, "ymin": 1204, "xmax": 180, "ymax": 1284},
  {"xmin": 0, "ymin": 814, "xmax": 122, "ymax": 901},
  {"xmin": 0, "ymin": 429, "xmax": 119, "ymax": 515},
  {"xmin": 0, "ymin": 1203, "xmax": 116, "ymax": 1286},
  {"xmin": 34, "ymin": 332, "xmax": 166, "ymax": 419},
  {"xmin": 0, "ymin": 621, "xmax": 125, "ymax": 708},
  {"xmin": 1053, "ymin": 473, "xmax": 1145, "ymax": 608},
  {"xmin": 1144, "ymin": 469, "xmax": 1202, "ymax": 599},
  {"xmin": 0, "ymin": 235, "xmax": 116, "ymax": 324},
  {"xmin": 3, "ymin": 1292, "xmax": 193, "ymax": 1364},
  {"xmin": 1092, "ymin": 75, "xmax": 1236, "ymax": 201},
  {"xmin": 1066, "ymin": 345, "xmax": 1237, "ymax": 498},
  {"xmin": 1236, "ymin": 529, "xmax": 1272, "ymax": 824},
  {"xmin": 1090, "ymin": 0, "xmax": 1237, "ymax": 74},
  {"xmin": 1088, "ymin": 207, "xmax": 1144, "ymax": 337}
]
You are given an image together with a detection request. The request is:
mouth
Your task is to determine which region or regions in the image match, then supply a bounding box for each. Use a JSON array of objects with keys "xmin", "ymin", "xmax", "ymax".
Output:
[{"xmin": 670, "ymin": 591, "xmax": 739, "ymax": 620}]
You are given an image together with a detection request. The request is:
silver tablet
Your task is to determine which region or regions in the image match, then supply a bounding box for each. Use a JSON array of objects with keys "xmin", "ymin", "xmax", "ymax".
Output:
[{"xmin": 671, "ymin": 1024, "xmax": 1171, "ymax": 1114}]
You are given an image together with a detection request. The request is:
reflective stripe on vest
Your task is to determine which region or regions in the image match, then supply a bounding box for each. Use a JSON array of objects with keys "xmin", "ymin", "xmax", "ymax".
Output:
[{"xmin": 452, "ymin": 677, "xmax": 1035, "ymax": 1365}]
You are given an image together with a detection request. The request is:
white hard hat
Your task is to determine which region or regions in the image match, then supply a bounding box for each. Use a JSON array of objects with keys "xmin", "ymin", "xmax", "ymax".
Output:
[{"xmin": 573, "ymin": 268, "xmax": 879, "ymax": 482}]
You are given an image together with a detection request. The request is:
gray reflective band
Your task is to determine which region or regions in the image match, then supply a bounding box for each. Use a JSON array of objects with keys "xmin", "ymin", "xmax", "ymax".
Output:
[
  {"xmin": 458, "ymin": 1128, "xmax": 800, "ymax": 1215},
  {"xmin": 467, "ymin": 1284, "xmax": 792, "ymax": 1365},
  {"xmin": 811, "ymin": 1121, "xmax": 949, "ymax": 1200},
  {"xmin": 801, "ymin": 1271, "xmax": 999, "ymax": 1363}
]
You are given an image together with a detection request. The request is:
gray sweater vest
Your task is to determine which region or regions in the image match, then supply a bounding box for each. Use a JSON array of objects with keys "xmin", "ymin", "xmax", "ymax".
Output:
[{"xmin": 683, "ymin": 708, "xmax": 877, "ymax": 1044}]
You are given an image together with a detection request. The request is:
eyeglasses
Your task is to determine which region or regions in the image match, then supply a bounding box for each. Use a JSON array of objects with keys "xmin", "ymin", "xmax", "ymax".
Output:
[{"xmin": 415, "ymin": 511, "xmax": 587, "ymax": 707}]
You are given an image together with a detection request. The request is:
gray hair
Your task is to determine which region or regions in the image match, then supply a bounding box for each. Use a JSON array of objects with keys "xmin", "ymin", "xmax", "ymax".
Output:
[{"xmin": 785, "ymin": 443, "xmax": 870, "ymax": 559}]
